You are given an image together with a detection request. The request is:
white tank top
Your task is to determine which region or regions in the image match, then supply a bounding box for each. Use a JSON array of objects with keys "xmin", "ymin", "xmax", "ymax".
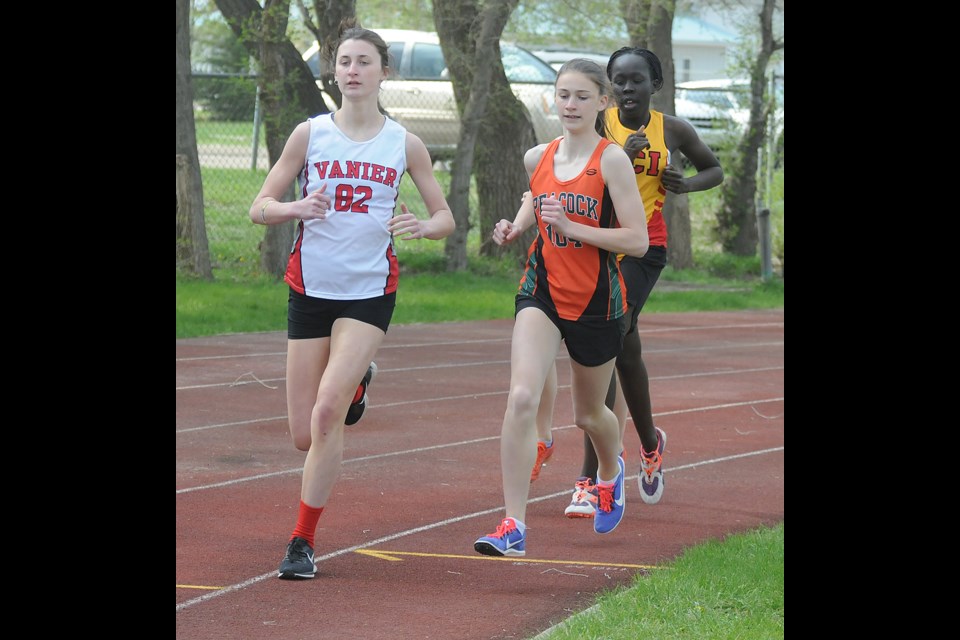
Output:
[{"xmin": 284, "ymin": 113, "xmax": 406, "ymax": 299}]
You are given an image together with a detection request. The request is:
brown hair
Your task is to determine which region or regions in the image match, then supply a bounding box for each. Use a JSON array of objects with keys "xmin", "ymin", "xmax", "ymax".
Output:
[
  {"xmin": 321, "ymin": 18, "xmax": 391, "ymax": 116},
  {"xmin": 556, "ymin": 58, "xmax": 612, "ymax": 136},
  {"xmin": 321, "ymin": 18, "xmax": 390, "ymax": 73}
]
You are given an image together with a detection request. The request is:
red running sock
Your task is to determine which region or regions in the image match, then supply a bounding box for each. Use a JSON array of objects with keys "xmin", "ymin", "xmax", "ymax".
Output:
[{"xmin": 290, "ymin": 500, "xmax": 325, "ymax": 548}]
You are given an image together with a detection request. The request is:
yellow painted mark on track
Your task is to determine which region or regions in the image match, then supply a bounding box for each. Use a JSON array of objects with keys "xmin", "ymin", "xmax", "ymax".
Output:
[
  {"xmin": 355, "ymin": 549, "xmax": 657, "ymax": 569},
  {"xmin": 356, "ymin": 550, "xmax": 405, "ymax": 561},
  {"xmin": 176, "ymin": 585, "xmax": 224, "ymax": 590}
]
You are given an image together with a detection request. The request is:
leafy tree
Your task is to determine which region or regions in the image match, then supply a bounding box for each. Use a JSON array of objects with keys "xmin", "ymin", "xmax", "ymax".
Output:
[
  {"xmin": 348, "ymin": 0, "xmax": 434, "ymax": 30},
  {"xmin": 434, "ymin": 0, "xmax": 536, "ymax": 270},
  {"xmin": 618, "ymin": 0, "xmax": 694, "ymax": 269},
  {"xmin": 190, "ymin": 1, "xmax": 260, "ymax": 121},
  {"xmin": 505, "ymin": 0, "xmax": 623, "ymax": 50},
  {"xmin": 191, "ymin": 0, "xmax": 250, "ymax": 71},
  {"xmin": 296, "ymin": 0, "xmax": 357, "ymax": 108},
  {"xmin": 215, "ymin": 0, "xmax": 334, "ymax": 277},
  {"xmin": 714, "ymin": 0, "xmax": 783, "ymax": 255},
  {"xmin": 177, "ymin": 0, "xmax": 213, "ymax": 279}
]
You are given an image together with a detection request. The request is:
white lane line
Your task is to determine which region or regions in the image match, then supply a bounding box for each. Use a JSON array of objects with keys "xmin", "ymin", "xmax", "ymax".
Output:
[
  {"xmin": 176, "ymin": 366, "xmax": 784, "ymax": 432},
  {"xmin": 175, "ymin": 321, "xmax": 784, "ymax": 362},
  {"xmin": 176, "ymin": 445, "xmax": 784, "ymax": 612},
  {"xmin": 176, "ymin": 397, "xmax": 784, "ymax": 494},
  {"xmin": 176, "ymin": 342, "xmax": 784, "ymax": 391}
]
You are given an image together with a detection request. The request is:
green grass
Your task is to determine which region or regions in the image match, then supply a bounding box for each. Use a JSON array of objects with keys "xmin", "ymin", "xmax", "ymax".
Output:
[
  {"xmin": 200, "ymin": 167, "xmax": 269, "ymax": 270},
  {"xmin": 194, "ymin": 119, "xmax": 266, "ymax": 146},
  {"xmin": 535, "ymin": 523, "xmax": 784, "ymax": 640},
  {"xmin": 176, "ymin": 263, "xmax": 782, "ymax": 338}
]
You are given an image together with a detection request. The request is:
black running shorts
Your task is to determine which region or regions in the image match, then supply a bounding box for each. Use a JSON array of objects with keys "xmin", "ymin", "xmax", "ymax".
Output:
[
  {"xmin": 515, "ymin": 295, "xmax": 627, "ymax": 367},
  {"xmin": 619, "ymin": 245, "xmax": 667, "ymax": 335},
  {"xmin": 287, "ymin": 290, "xmax": 396, "ymax": 339}
]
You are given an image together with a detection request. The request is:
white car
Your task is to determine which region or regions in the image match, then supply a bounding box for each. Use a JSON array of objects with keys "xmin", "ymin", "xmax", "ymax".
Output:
[
  {"xmin": 675, "ymin": 79, "xmax": 749, "ymax": 150},
  {"xmin": 303, "ymin": 29, "xmax": 562, "ymax": 159},
  {"xmin": 676, "ymin": 78, "xmax": 783, "ymax": 153}
]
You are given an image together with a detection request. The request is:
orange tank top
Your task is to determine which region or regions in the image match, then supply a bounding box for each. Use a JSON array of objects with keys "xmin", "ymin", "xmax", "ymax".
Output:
[{"xmin": 518, "ymin": 137, "xmax": 628, "ymax": 321}]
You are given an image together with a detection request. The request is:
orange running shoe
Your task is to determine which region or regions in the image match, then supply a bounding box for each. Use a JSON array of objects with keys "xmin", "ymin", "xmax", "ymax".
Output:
[{"xmin": 530, "ymin": 440, "xmax": 555, "ymax": 481}]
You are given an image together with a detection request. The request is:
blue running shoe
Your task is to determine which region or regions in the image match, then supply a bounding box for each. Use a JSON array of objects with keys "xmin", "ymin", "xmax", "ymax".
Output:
[
  {"xmin": 594, "ymin": 456, "xmax": 625, "ymax": 534},
  {"xmin": 474, "ymin": 517, "xmax": 526, "ymax": 557},
  {"xmin": 639, "ymin": 427, "xmax": 667, "ymax": 504}
]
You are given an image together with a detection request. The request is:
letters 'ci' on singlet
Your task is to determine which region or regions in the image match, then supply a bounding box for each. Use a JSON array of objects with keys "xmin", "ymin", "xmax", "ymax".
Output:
[
  {"xmin": 604, "ymin": 107, "xmax": 669, "ymax": 248},
  {"xmin": 285, "ymin": 113, "xmax": 405, "ymax": 300},
  {"xmin": 519, "ymin": 137, "xmax": 628, "ymax": 322}
]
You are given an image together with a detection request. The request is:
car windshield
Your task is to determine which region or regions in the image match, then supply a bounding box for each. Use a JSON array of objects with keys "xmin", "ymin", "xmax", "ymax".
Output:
[
  {"xmin": 680, "ymin": 89, "xmax": 739, "ymax": 110},
  {"xmin": 501, "ymin": 44, "xmax": 556, "ymax": 83}
]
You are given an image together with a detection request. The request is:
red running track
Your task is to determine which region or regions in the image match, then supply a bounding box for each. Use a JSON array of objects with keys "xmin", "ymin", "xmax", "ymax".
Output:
[{"xmin": 176, "ymin": 310, "xmax": 784, "ymax": 639}]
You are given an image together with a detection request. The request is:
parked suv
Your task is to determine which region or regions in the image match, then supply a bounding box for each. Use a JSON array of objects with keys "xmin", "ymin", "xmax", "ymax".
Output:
[
  {"xmin": 303, "ymin": 29, "xmax": 562, "ymax": 159},
  {"xmin": 674, "ymin": 79, "xmax": 750, "ymax": 150},
  {"xmin": 676, "ymin": 78, "xmax": 783, "ymax": 154}
]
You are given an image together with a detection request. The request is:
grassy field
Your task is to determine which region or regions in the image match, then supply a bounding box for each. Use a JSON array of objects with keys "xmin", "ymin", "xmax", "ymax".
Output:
[
  {"xmin": 176, "ymin": 258, "xmax": 783, "ymax": 338},
  {"xmin": 536, "ymin": 523, "xmax": 784, "ymax": 640}
]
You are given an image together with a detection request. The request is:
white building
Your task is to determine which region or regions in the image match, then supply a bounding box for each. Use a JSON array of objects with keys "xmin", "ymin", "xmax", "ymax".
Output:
[
  {"xmin": 679, "ymin": 1, "xmax": 784, "ymax": 82},
  {"xmin": 672, "ymin": 15, "xmax": 737, "ymax": 82}
]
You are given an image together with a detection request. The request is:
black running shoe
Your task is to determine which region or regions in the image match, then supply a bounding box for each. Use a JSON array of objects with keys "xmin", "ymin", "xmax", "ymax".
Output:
[
  {"xmin": 277, "ymin": 536, "xmax": 316, "ymax": 580},
  {"xmin": 345, "ymin": 362, "xmax": 378, "ymax": 426}
]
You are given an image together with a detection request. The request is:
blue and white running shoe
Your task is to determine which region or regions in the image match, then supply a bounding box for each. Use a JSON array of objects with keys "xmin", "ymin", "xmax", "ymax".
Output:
[{"xmin": 594, "ymin": 456, "xmax": 625, "ymax": 534}]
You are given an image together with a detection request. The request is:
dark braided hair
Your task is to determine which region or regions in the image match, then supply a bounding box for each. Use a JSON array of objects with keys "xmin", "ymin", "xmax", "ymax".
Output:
[{"xmin": 606, "ymin": 47, "xmax": 664, "ymax": 92}]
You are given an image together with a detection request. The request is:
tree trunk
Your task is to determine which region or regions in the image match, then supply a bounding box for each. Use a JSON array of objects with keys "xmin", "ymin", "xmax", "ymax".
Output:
[
  {"xmin": 297, "ymin": 0, "xmax": 357, "ymax": 108},
  {"xmin": 662, "ymin": 192, "xmax": 692, "ymax": 268},
  {"xmin": 176, "ymin": 0, "xmax": 213, "ymax": 279},
  {"xmin": 257, "ymin": 1, "xmax": 299, "ymax": 278},
  {"xmin": 475, "ymin": 81, "xmax": 536, "ymax": 265},
  {"xmin": 434, "ymin": 0, "xmax": 530, "ymax": 270},
  {"xmin": 646, "ymin": 0, "xmax": 692, "ymax": 269},
  {"xmin": 716, "ymin": 0, "xmax": 783, "ymax": 256},
  {"xmin": 619, "ymin": 0, "xmax": 650, "ymax": 44},
  {"xmin": 647, "ymin": 1, "xmax": 674, "ymax": 116},
  {"xmin": 618, "ymin": 1, "xmax": 692, "ymax": 269},
  {"xmin": 215, "ymin": 0, "xmax": 334, "ymax": 278},
  {"xmin": 435, "ymin": 1, "xmax": 507, "ymax": 271}
]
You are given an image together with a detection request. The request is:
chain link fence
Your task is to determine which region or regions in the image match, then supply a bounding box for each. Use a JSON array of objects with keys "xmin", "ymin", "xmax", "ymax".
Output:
[{"xmin": 192, "ymin": 73, "xmax": 271, "ymax": 273}]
